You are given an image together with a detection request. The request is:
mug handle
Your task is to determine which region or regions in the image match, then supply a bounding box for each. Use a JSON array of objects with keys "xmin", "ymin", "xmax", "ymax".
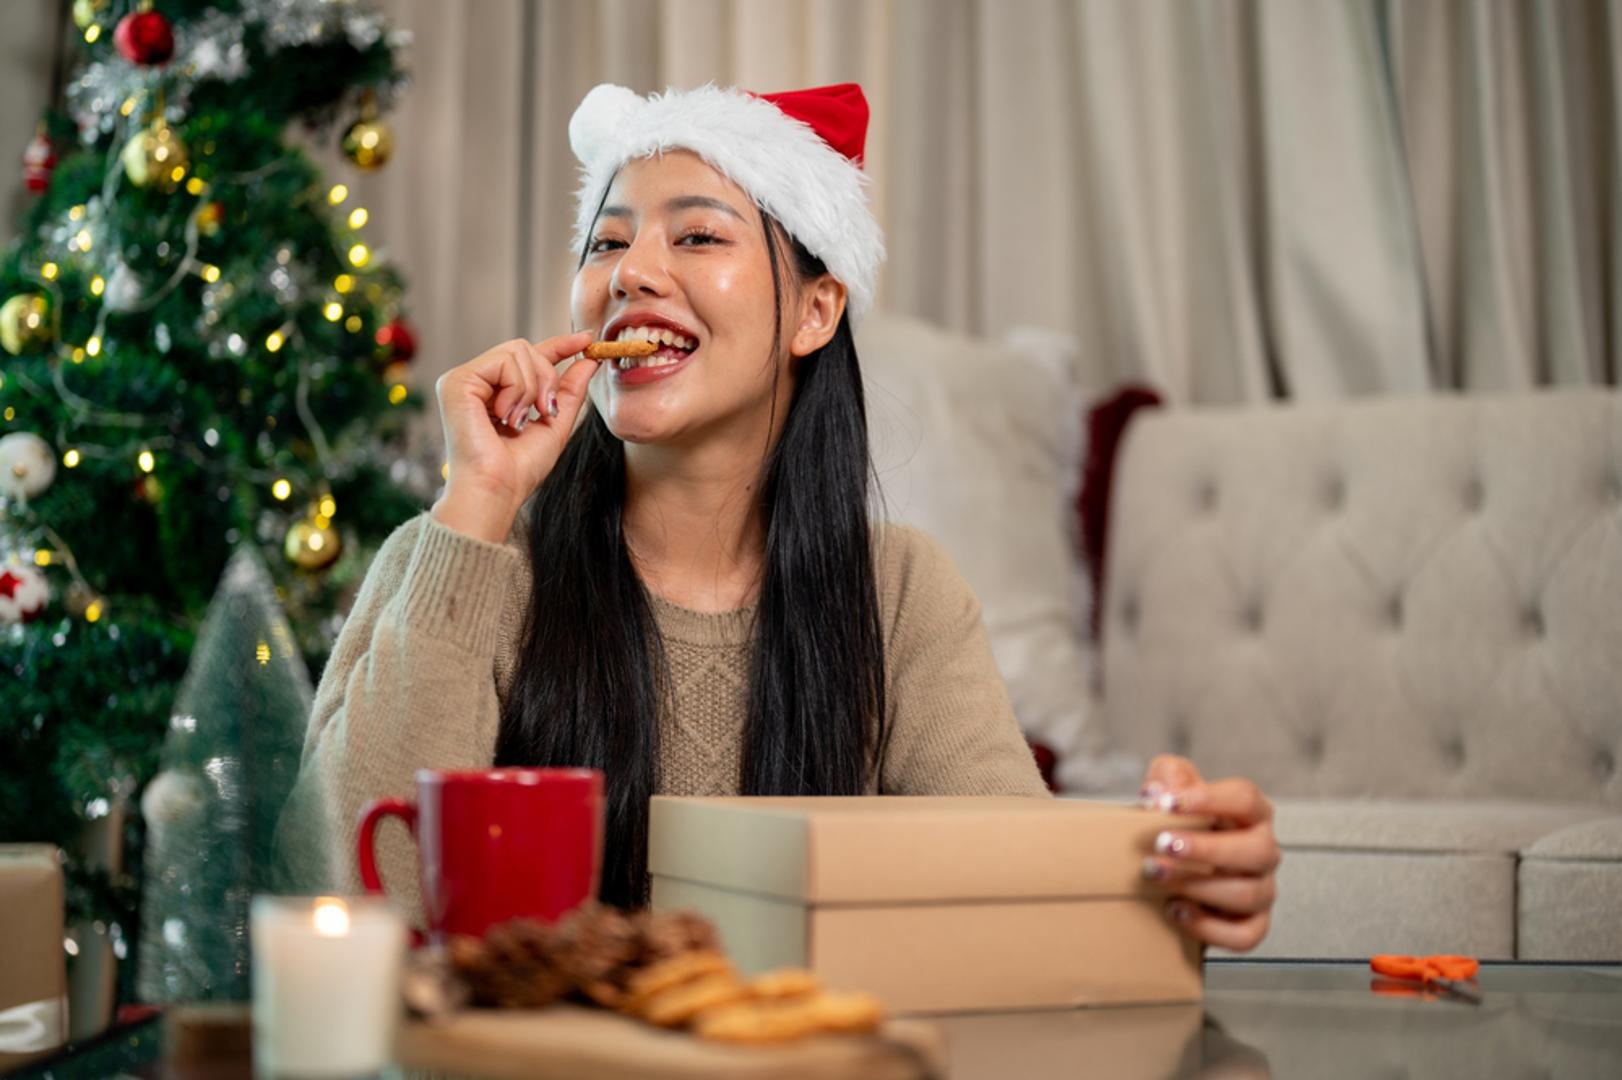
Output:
[{"xmin": 355, "ymin": 798, "xmax": 426, "ymax": 945}]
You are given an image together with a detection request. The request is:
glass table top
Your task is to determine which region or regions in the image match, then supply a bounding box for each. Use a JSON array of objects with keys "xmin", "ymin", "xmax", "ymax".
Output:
[
  {"xmin": 934, "ymin": 961, "xmax": 1622, "ymax": 1080},
  {"xmin": 13, "ymin": 960, "xmax": 1622, "ymax": 1079}
]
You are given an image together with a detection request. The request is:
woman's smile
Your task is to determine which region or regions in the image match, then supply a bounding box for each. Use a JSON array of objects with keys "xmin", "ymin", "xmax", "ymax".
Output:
[
  {"xmin": 600, "ymin": 315, "xmax": 701, "ymax": 385},
  {"xmin": 609, "ymin": 347, "xmax": 696, "ymax": 385}
]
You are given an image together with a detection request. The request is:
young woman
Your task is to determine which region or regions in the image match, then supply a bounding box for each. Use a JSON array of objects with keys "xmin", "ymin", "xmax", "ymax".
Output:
[{"xmin": 287, "ymin": 83, "xmax": 1279, "ymax": 952}]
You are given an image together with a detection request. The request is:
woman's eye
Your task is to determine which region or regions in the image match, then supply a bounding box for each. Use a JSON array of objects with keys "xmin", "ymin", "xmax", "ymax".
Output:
[
  {"xmin": 677, "ymin": 230, "xmax": 722, "ymax": 246},
  {"xmin": 587, "ymin": 236, "xmax": 626, "ymax": 254}
]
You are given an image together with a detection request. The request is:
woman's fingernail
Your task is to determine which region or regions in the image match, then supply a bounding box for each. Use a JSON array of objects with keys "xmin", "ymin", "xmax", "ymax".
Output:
[
  {"xmin": 548, "ymin": 393, "xmax": 559, "ymax": 418},
  {"xmin": 527, "ymin": 404, "xmax": 542, "ymax": 423},
  {"xmin": 1155, "ymin": 790, "xmax": 1185, "ymax": 813},
  {"xmin": 1139, "ymin": 781, "xmax": 1166, "ymax": 809},
  {"xmin": 515, "ymin": 414, "xmax": 528, "ymax": 432},
  {"xmin": 1155, "ymin": 831, "xmax": 1188, "ymax": 857},
  {"xmin": 1141, "ymin": 857, "xmax": 1166, "ymax": 882},
  {"xmin": 1167, "ymin": 901, "xmax": 1193, "ymax": 924}
]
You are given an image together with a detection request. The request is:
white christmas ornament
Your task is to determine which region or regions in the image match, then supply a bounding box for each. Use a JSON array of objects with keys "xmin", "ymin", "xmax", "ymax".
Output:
[
  {"xmin": 102, "ymin": 260, "xmax": 146, "ymax": 313},
  {"xmin": 0, "ymin": 560, "xmax": 50, "ymax": 625},
  {"xmin": 140, "ymin": 768, "xmax": 209, "ymax": 828},
  {"xmin": 0, "ymin": 432, "xmax": 57, "ymax": 501}
]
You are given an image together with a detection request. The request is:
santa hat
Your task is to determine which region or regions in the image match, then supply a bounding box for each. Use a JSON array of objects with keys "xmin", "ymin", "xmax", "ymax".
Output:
[{"xmin": 568, "ymin": 82, "xmax": 884, "ymax": 323}]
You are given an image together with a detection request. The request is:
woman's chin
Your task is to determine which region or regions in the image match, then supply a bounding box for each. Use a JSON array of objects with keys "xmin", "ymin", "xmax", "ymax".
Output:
[{"xmin": 602, "ymin": 404, "xmax": 684, "ymax": 447}]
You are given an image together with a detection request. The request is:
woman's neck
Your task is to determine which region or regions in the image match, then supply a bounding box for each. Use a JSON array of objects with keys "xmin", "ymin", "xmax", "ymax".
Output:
[{"xmin": 621, "ymin": 440, "xmax": 767, "ymax": 614}]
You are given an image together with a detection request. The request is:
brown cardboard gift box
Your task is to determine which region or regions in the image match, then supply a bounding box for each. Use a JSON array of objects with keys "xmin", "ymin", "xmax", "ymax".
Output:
[
  {"xmin": 648, "ymin": 796, "xmax": 1206, "ymax": 1015},
  {"xmin": 0, "ymin": 845, "xmax": 68, "ymax": 1071}
]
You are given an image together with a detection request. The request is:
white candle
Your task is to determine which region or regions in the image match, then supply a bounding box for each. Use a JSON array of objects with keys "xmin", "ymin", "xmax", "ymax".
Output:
[{"xmin": 250, "ymin": 895, "xmax": 406, "ymax": 1078}]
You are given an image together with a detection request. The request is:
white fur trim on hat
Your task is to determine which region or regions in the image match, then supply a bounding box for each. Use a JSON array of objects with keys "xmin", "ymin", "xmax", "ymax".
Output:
[{"xmin": 568, "ymin": 83, "xmax": 884, "ymax": 323}]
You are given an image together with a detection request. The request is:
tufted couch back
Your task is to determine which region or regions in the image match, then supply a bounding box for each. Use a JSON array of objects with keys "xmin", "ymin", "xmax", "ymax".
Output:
[{"xmin": 1098, "ymin": 389, "xmax": 1622, "ymax": 808}]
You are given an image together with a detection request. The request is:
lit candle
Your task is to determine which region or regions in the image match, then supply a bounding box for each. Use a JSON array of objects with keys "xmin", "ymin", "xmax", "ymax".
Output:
[{"xmin": 249, "ymin": 895, "xmax": 406, "ymax": 1078}]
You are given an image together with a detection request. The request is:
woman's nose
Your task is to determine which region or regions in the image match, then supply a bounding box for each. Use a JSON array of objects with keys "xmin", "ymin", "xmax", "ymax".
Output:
[{"xmin": 610, "ymin": 232, "xmax": 670, "ymax": 299}]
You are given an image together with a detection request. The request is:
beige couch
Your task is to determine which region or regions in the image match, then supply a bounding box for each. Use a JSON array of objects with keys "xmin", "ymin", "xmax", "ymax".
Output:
[{"xmin": 1095, "ymin": 388, "xmax": 1622, "ymax": 960}]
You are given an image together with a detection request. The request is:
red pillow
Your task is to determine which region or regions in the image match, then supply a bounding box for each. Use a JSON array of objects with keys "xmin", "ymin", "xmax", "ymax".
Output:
[{"xmin": 1076, "ymin": 385, "xmax": 1163, "ymax": 641}]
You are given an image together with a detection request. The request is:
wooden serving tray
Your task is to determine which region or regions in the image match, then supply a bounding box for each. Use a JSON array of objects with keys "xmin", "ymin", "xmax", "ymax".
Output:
[{"xmin": 396, "ymin": 1004, "xmax": 945, "ymax": 1079}]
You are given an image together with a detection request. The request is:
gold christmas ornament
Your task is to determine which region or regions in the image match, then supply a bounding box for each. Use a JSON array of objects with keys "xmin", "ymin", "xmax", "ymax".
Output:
[
  {"xmin": 65, "ymin": 580, "xmax": 104, "ymax": 619},
  {"xmin": 121, "ymin": 121, "xmax": 188, "ymax": 191},
  {"xmin": 284, "ymin": 507, "xmax": 341, "ymax": 570},
  {"xmin": 0, "ymin": 293, "xmax": 53, "ymax": 355},
  {"xmin": 341, "ymin": 118, "xmax": 394, "ymax": 170},
  {"xmin": 72, "ymin": 0, "xmax": 107, "ymax": 31}
]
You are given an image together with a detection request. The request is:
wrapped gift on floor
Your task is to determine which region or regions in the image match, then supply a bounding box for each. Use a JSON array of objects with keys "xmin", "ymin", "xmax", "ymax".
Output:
[
  {"xmin": 0, "ymin": 845, "xmax": 68, "ymax": 1071},
  {"xmin": 649, "ymin": 796, "xmax": 1207, "ymax": 1015}
]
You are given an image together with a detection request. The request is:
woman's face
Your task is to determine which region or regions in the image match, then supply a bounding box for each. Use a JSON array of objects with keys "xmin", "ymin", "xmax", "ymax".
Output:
[{"xmin": 571, "ymin": 150, "xmax": 796, "ymax": 449}]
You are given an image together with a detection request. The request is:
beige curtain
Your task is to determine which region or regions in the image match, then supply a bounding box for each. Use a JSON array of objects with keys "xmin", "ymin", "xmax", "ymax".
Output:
[
  {"xmin": 351, "ymin": 0, "xmax": 1617, "ymax": 410},
  {"xmin": 11, "ymin": 2, "xmax": 1610, "ymax": 404}
]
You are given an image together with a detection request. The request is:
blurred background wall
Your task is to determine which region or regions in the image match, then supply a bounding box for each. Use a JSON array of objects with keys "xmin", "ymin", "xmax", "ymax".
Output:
[{"xmin": 5, "ymin": 0, "xmax": 1619, "ymax": 413}]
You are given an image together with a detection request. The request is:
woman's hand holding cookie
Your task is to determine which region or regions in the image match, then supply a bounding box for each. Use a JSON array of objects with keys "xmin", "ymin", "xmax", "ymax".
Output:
[{"xmin": 431, "ymin": 331, "xmax": 598, "ymax": 543}]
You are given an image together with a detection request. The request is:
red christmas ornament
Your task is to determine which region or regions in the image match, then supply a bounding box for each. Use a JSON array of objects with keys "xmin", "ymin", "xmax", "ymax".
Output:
[
  {"xmin": 131, "ymin": 472, "xmax": 163, "ymax": 504},
  {"xmin": 196, "ymin": 200, "xmax": 224, "ymax": 238},
  {"xmin": 22, "ymin": 130, "xmax": 55, "ymax": 194},
  {"xmin": 0, "ymin": 565, "xmax": 49, "ymax": 624},
  {"xmin": 375, "ymin": 317, "xmax": 417, "ymax": 363},
  {"xmin": 114, "ymin": 9, "xmax": 175, "ymax": 66}
]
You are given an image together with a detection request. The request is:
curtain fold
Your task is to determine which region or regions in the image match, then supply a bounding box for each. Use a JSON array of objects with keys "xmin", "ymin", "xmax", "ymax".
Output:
[{"xmin": 352, "ymin": 0, "xmax": 1618, "ymax": 407}]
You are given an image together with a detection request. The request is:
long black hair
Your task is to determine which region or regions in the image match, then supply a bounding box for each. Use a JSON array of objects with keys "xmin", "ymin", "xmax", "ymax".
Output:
[{"xmin": 494, "ymin": 187, "xmax": 887, "ymax": 908}]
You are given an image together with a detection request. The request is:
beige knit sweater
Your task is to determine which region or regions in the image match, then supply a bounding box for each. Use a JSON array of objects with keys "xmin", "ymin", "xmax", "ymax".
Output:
[{"xmin": 280, "ymin": 511, "xmax": 1048, "ymax": 915}]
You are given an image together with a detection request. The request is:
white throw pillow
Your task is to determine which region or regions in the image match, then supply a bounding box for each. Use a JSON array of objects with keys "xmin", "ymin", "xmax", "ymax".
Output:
[{"xmin": 857, "ymin": 312, "xmax": 1142, "ymax": 793}]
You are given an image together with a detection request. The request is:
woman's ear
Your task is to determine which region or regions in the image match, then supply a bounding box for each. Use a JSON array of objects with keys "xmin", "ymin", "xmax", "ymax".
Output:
[{"xmin": 788, "ymin": 275, "xmax": 847, "ymax": 358}]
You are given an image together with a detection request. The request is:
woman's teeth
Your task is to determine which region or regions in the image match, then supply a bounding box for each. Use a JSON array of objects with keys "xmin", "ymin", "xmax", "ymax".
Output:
[{"xmin": 612, "ymin": 325, "xmax": 697, "ymax": 368}]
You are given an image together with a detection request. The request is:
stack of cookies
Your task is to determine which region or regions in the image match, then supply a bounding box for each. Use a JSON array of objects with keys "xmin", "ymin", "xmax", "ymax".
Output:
[{"xmin": 446, "ymin": 905, "xmax": 884, "ymax": 1044}]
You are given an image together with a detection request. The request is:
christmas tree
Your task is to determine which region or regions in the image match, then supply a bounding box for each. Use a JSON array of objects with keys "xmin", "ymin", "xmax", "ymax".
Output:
[
  {"xmin": 1, "ymin": 0, "xmax": 429, "ymax": 1007},
  {"xmin": 138, "ymin": 547, "xmax": 316, "ymax": 1002}
]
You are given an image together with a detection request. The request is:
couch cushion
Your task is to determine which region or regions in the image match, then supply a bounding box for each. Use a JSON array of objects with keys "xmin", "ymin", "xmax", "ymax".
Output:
[
  {"xmin": 1244, "ymin": 800, "xmax": 1615, "ymax": 960},
  {"xmin": 1518, "ymin": 816, "xmax": 1622, "ymax": 961},
  {"xmin": 1274, "ymin": 798, "xmax": 1613, "ymax": 853},
  {"xmin": 1097, "ymin": 390, "xmax": 1622, "ymax": 809},
  {"xmin": 1521, "ymin": 816, "xmax": 1622, "ymax": 860},
  {"xmin": 1241, "ymin": 849, "xmax": 1515, "ymax": 960},
  {"xmin": 859, "ymin": 313, "xmax": 1141, "ymax": 792}
]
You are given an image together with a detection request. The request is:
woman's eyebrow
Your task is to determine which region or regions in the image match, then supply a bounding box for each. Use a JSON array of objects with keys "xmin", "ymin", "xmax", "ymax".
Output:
[{"xmin": 598, "ymin": 195, "xmax": 747, "ymax": 221}]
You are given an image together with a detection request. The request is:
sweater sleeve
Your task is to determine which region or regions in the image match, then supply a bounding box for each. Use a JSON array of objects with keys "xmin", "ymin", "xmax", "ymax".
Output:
[
  {"xmin": 275, "ymin": 512, "xmax": 521, "ymax": 916},
  {"xmin": 875, "ymin": 525, "xmax": 1051, "ymax": 798}
]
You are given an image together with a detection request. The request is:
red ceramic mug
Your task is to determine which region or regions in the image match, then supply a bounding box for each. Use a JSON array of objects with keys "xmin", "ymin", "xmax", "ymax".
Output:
[{"xmin": 356, "ymin": 767, "xmax": 603, "ymax": 942}]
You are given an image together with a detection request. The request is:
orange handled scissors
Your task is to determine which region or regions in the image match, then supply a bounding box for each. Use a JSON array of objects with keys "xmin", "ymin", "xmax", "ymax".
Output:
[{"xmin": 1369, "ymin": 955, "xmax": 1481, "ymax": 1004}]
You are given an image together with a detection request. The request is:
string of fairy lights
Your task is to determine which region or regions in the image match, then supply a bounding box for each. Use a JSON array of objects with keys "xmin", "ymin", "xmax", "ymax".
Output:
[{"xmin": 0, "ymin": 0, "xmax": 420, "ymax": 628}]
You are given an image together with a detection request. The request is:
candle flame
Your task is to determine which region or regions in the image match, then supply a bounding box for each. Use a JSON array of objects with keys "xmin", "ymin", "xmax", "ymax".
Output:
[{"xmin": 312, "ymin": 897, "xmax": 351, "ymax": 937}]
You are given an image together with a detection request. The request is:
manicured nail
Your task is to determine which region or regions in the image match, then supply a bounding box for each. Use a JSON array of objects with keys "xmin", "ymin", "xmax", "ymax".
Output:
[
  {"xmin": 1167, "ymin": 901, "xmax": 1193, "ymax": 924},
  {"xmin": 1155, "ymin": 831, "xmax": 1188, "ymax": 857},
  {"xmin": 548, "ymin": 393, "xmax": 559, "ymax": 418},
  {"xmin": 1141, "ymin": 857, "xmax": 1166, "ymax": 882},
  {"xmin": 514, "ymin": 415, "xmax": 528, "ymax": 432},
  {"xmin": 527, "ymin": 404, "xmax": 542, "ymax": 423},
  {"xmin": 1139, "ymin": 781, "xmax": 1166, "ymax": 809},
  {"xmin": 1154, "ymin": 790, "xmax": 1184, "ymax": 814}
]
